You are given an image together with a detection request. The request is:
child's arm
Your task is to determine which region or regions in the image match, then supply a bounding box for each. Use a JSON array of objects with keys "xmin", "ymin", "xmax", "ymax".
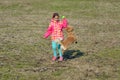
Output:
[
  {"xmin": 43, "ymin": 24, "xmax": 53, "ymax": 38},
  {"xmin": 61, "ymin": 16, "xmax": 68, "ymax": 28}
]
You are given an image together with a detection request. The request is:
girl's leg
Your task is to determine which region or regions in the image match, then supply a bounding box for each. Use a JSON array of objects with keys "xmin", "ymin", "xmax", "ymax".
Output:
[
  {"xmin": 57, "ymin": 43, "xmax": 63, "ymax": 61},
  {"xmin": 52, "ymin": 41, "xmax": 57, "ymax": 57}
]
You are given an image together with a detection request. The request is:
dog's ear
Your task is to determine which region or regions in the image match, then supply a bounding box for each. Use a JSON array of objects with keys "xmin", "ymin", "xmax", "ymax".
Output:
[{"xmin": 65, "ymin": 26, "xmax": 74, "ymax": 32}]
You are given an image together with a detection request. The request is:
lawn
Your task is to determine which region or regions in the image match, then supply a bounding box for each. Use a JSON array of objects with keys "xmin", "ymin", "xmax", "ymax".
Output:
[{"xmin": 0, "ymin": 0, "xmax": 120, "ymax": 80}]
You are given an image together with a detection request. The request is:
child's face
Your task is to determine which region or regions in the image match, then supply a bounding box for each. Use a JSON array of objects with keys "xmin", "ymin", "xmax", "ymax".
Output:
[{"xmin": 54, "ymin": 16, "xmax": 59, "ymax": 21}]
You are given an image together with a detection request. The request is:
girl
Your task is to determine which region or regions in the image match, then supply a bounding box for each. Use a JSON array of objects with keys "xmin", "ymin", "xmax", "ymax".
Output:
[{"xmin": 43, "ymin": 13, "xmax": 68, "ymax": 61}]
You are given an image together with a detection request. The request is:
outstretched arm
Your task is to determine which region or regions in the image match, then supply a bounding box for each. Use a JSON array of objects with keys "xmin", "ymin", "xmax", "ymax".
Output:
[{"xmin": 43, "ymin": 24, "xmax": 53, "ymax": 38}]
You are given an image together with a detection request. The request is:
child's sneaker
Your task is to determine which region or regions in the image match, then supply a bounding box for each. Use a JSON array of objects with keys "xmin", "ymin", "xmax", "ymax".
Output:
[
  {"xmin": 58, "ymin": 57, "xmax": 63, "ymax": 61},
  {"xmin": 52, "ymin": 56, "xmax": 57, "ymax": 61}
]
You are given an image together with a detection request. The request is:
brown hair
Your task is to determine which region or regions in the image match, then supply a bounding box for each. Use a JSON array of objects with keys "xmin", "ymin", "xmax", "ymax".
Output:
[{"xmin": 52, "ymin": 13, "xmax": 59, "ymax": 18}]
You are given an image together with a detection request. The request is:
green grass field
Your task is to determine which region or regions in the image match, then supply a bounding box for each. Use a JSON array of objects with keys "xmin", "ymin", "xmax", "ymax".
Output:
[{"xmin": 0, "ymin": 0, "xmax": 120, "ymax": 80}]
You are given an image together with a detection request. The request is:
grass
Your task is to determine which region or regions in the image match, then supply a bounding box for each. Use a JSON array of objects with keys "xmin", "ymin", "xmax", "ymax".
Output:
[
  {"xmin": 0, "ymin": 0, "xmax": 120, "ymax": 80},
  {"xmin": 98, "ymin": 47, "xmax": 120, "ymax": 60}
]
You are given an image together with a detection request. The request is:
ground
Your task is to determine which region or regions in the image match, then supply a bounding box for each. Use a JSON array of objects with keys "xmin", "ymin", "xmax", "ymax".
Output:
[{"xmin": 0, "ymin": 0, "xmax": 120, "ymax": 80}]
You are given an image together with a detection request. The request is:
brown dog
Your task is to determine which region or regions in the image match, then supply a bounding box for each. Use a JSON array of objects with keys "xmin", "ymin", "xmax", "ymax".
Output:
[{"xmin": 60, "ymin": 26, "xmax": 77, "ymax": 51}]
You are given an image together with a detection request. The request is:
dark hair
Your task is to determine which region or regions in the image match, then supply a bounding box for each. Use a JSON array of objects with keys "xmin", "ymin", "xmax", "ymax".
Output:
[{"xmin": 52, "ymin": 13, "xmax": 59, "ymax": 18}]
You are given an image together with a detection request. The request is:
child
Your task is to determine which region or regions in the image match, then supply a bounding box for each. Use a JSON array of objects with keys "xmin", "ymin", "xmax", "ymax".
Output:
[{"xmin": 43, "ymin": 13, "xmax": 68, "ymax": 61}]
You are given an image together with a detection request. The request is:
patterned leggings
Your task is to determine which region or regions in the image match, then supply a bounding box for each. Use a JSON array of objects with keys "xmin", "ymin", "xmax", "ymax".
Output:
[{"xmin": 52, "ymin": 41, "xmax": 63, "ymax": 57}]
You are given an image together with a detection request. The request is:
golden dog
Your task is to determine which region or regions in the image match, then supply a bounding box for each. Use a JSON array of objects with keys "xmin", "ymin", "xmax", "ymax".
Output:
[{"xmin": 60, "ymin": 26, "xmax": 77, "ymax": 51}]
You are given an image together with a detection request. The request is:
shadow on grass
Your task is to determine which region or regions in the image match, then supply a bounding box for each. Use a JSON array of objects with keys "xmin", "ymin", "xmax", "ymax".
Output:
[{"xmin": 63, "ymin": 50, "xmax": 84, "ymax": 60}]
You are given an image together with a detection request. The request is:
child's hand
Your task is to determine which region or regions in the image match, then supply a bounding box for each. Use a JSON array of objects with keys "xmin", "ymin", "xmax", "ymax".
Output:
[
  {"xmin": 43, "ymin": 35, "xmax": 48, "ymax": 39},
  {"xmin": 43, "ymin": 36, "xmax": 46, "ymax": 39}
]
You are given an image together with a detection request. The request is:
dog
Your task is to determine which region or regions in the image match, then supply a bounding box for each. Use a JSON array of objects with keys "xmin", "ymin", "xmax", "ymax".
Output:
[{"xmin": 59, "ymin": 26, "xmax": 77, "ymax": 51}]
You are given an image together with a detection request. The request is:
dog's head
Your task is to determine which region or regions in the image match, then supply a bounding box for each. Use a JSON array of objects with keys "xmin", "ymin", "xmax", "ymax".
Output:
[
  {"xmin": 66, "ymin": 26, "xmax": 77, "ymax": 44},
  {"xmin": 67, "ymin": 31, "xmax": 74, "ymax": 36},
  {"xmin": 65, "ymin": 26, "xmax": 74, "ymax": 32}
]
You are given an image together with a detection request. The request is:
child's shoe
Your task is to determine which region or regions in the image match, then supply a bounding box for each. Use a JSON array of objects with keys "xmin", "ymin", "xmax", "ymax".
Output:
[
  {"xmin": 52, "ymin": 56, "xmax": 57, "ymax": 61},
  {"xmin": 58, "ymin": 57, "xmax": 63, "ymax": 61}
]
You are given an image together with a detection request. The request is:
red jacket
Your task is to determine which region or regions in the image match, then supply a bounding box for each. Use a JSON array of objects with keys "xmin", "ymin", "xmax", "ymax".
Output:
[{"xmin": 44, "ymin": 18, "xmax": 68, "ymax": 40}]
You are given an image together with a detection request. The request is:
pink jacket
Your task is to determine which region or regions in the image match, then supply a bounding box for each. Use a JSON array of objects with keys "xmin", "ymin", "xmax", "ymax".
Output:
[{"xmin": 44, "ymin": 18, "xmax": 68, "ymax": 40}]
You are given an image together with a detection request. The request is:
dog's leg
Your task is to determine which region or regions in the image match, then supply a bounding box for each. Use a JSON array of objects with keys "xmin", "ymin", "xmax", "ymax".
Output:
[
  {"xmin": 61, "ymin": 44, "xmax": 67, "ymax": 50},
  {"xmin": 54, "ymin": 39, "xmax": 67, "ymax": 50},
  {"xmin": 58, "ymin": 41, "xmax": 66, "ymax": 50}
]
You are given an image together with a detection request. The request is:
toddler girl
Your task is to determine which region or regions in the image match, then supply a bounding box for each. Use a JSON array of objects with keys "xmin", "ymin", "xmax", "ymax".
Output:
[{"xmin": 43, "ymin": 13, "xmax": 68, "ymax": 61}]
